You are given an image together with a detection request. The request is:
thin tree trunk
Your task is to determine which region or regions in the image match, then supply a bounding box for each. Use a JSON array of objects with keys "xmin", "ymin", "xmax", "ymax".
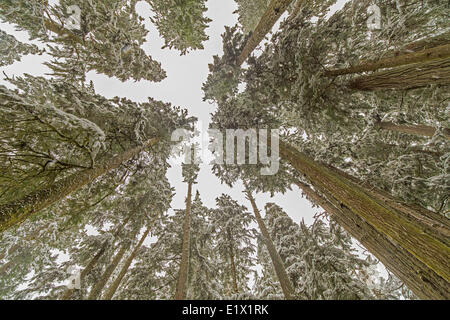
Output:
[
  {"xmin": 237, "ymin": 0, "xmax": 295, "ymax": 66},
  {"xmin": 244, "ymin": 183, "xmax": 295, "ymax": 300},
  {"xmin": 60, "ymin": 216, "xmax": 131, "ymax": 300},
  {"xmin": 279, "ymin": 141, "xmax": 450, "ymax": 298},
  {"xmin": 43, "ymin": 18, "xmax": 83, "ymax": 44},
  {"xmin": 87, "ymin": 242, "xmax": 130, "ymax": 300},
  {"xmin": 348, "ymin": 58, "xmax": 450, "ymax": 90},
  {"xmin": 326, "ymin": 44, "xmax": 450, "ymax": 76},
  {"xmin": 102, "ymin": 227, "xmax": 151, "ymax": 300},
  {"xmin": 375, "ymin": 121, "xmax": 450, "ymax": 140},
  {"xmin": 0, "ymin": 138, "xmax": 159, "ymax": 233},
  {"xmin": 227, "ymin": 228, "xmax": 239, "ymax": 294},
  {"xmin": 294, "ymin": 180, "xmax": 450, "ymax": 299},
  {"xmin": 174, "ymin": 182, "xmax": 193, "ymax": 300}
]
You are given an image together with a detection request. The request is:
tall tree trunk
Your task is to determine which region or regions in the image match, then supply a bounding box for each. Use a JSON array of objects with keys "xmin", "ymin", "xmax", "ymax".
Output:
[
  {"xmin": 0, "ymin": 138, "xmax": 159, "ymax": 233},
  {"xmin": 60, "ymin": 216, "xmax": 131, "ymax": 300},
  {"xmin": 375, "ymin": 121, "xmax": 450, "ymax": 140},
  {"xmin": 361, "ymin": 33, "xmax": 450, "ymax": 63},
  {"xmin": 227, "ymin": 228, "xmax": 239, "ymax": 294},
  {"xmin": 244, "ymin": 183, "xmax": 295, "ymax": 300},
  {"xmin": 87, "ymin": 242, "xmax": 131, "ymax": 300},
  {"xmin": 174, "ymin": 182, "xmax": 193, "ymax": 300},
  {"xmin": 326, "ymin": 44, "xmax": 450, "ymax": 76},
  {"xmin": 237, "ymin": 0, "xmax": 295, "ymax": 66},
  {"xmin": 294, "ymin": 180, "xmax": 449, "ymax": 299},
  {"xmin": 279, "ymin": 141, "xmax": 450, "ymax": 298},
  {"xmin": 348, "ymin": 58, "xmax": 450, "ymax": 90},
  {"xmin": 102, "ymin": 227, "xmax": 151, "ymax": 300}
]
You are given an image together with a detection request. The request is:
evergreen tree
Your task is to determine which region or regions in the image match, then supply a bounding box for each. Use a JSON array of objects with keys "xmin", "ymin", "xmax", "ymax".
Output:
[
  {"xmin": 147, "ymin": 0, "xmax": 211, "ymax": 54},
  {"xmin": 0, "ymin": 30, "xmax": 42, "ymax": 67},
  {"xmin": 211, "ymin": 194, "xmax": 256, "ymax": 296}
]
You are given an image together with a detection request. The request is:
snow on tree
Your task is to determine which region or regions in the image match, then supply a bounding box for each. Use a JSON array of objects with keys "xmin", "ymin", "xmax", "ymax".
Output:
[
  {"xmin": 147, "ymin": 0, "xmax": 211, "ymax": 54},
  {"xmin": 0, "ymin": 0, "xmax": 168, "ymax": 83},
  {"xmin": 211, "ymin": 194, "xmax": 256, "ymax": 296},
  {"xmin": 0, "ymin": 74, "xmax": 194, "ymax": 232},
  {"xmin": 0, "ymin": 30, "xmax": 42, "ymax": 67}
]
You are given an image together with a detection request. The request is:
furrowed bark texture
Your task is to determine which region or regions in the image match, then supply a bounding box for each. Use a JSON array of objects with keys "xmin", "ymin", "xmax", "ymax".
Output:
[
  {"xmin": 326, "ymin": 44, "xmax": 450, "ymax": 76},
  {"xmin": 280, "ymin": 141, "xmax": 450, "ymax": 299},
  {"xmin": 294, "ymin": 181, "xmax": 450, "ymax": 300},
  {"xmin": 348, "ymin": 58, "xmax": 450, "ymax": 90}
]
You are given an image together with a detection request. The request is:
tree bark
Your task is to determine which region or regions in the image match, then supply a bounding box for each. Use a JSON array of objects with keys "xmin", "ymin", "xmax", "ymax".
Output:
[
  {"xmin": 326, "ymin": 44, "xmax": 450, "ymax": 76},
  {"xmin": 87, "ymin": 242, "xmax": 130, "ymax": 300},
  {"xmin": 375, "ymin": 121, "xmax": 450, "ymax": 140},
  {"xmin": 60, "ymin": 216, "xmax": 131, "ymax": 300},
  {"xmin": 0, "ymin": 138, "xmax": 159, "ymax": 233},
  {"xmin": 279, "ymin": 141, "xmax": 450, "ymax": 299},
  {"xmin": 237, "ymin": 0, "xmax": 295, "ymax": 66},
  {"xmin": 362, "ymin": 33, "xmax": 450, "ymax": 63},
  {"xmin": 227, "ymin": 228, "xmax": 239, "ymax": 294},
  {"xmin": 244, "ymin": 183, "xmax": 295, "ymax": 300},
  {"xmin": 348, "ymin": 58, "xmax": 450, "ymax": 90},
  {"xmin": 174, "ymin": 182, "xmax": 193, "ymax": 300},
  {"xmin": 102, "ymin": 227, "xmax": 151, "ymax": 300},
  {"xmin": 294, "ymin": 180, "xmax": 449, "ymax": 299}
]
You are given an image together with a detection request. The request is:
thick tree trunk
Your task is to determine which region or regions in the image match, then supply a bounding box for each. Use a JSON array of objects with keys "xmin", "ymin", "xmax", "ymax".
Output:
[
  {"xmin": 60, "ymin": 216, "xmax": 130, "ymax": 300},
  {"xmin": 87, "ymin": 242, "xmax": 130, "ymax": 300},
  {"xmin": 0, "ymin": 138, "xmax": 159, "ymax": 233},
  {"xmin": 375, "ymin": 121, "xmax": 450, "ymax": 140},
  {"xmin": 244, "ymin": 184, "xmax": 295, "ymax": 300},
  {"xmin": 326, "ymin": 44, "xmax": 450, "ymax": 76},
  {"xmin": 237, "ymin": 0, "xmax": 295, "ymax": 66},
  {"xmin": 102, "ymin": 227, "xmax": 151, "ymax": 300},
  {"xmin": 348, "ymin": 58, "xmax": 450, "ymax": 90},
  {"xmin": 362, "ymin": 33, "xmax": 450, "ymax": 63},
  {"xmin": 174, "ymin": 182, "xmax": 193, "ymax": 300},
  {"xmin": 294, "ymin": 180, "xmax": 449, "ymax": 299},
  {"xmin": 227, "ymin": 228, "xmax": 239, "ymax": 294},
  {"xmin": 279, "ymin": 141, "xmax": 450, "ymax": 299}
]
